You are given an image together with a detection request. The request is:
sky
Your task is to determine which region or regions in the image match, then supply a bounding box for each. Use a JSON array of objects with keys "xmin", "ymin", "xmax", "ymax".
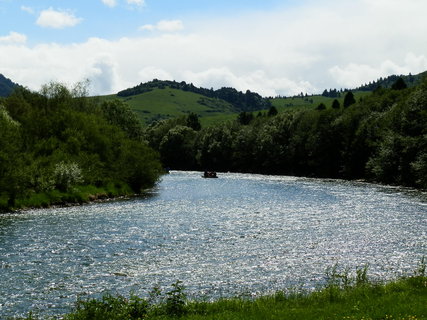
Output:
[{"xmin": 1, "ymin": 0, "xmax": 427, "ymax": 97}]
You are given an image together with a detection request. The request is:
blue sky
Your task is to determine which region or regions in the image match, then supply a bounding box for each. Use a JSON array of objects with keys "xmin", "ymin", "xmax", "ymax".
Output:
[
  {"xmin": 1, "ymin": 0, "xmax": 291, "ymax": 44},
  {"xmin": 1, "ymin": 0, "xmax": 427, "ymax": 96}
]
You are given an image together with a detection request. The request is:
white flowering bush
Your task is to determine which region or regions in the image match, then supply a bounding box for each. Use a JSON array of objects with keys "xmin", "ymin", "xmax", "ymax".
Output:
[{"xmin": 53, "ymin": 161, "xmax": 83, "ymax": 191}]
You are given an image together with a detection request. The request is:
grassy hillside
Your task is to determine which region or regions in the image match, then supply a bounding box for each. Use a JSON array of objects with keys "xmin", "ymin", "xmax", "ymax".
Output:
[
  {"xmin": 100, "ymin": 89, "xmax": 372, "ymax": 127},
  {"xmin": 270, "ymin": 91, "xmax": 372, "ymax": 112},
  {"xmin": 100, "ymin": 87, "xmax": 237, "ymax": 126},
  {"xmin": 100, "ymin": 73, "xmax": 420, "ymax": 127}
]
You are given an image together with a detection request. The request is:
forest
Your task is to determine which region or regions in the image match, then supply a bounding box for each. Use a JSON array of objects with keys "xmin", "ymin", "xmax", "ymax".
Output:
[
  {"xmin": 145, "ymin": 77, "xmax": 427, "ymax": 189},
  {"xmin": 0, "ymin": 82, "xmax": 162, "ymax": 210}
]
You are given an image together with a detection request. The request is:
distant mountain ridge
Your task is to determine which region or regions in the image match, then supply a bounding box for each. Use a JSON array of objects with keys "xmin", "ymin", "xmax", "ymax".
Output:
[
  {"xmin": 0, "ymin": 74, "xmax": 19, "ymax": 97},
  {"xmin": 117, "ymin": 79, "xmax": 272, "ymax": 112}
]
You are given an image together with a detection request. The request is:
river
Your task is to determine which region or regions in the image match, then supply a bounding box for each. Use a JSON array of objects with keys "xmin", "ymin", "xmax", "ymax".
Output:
[{"xmin": 1, "ymin": 171, "xmax": 426, "ymax": 318}]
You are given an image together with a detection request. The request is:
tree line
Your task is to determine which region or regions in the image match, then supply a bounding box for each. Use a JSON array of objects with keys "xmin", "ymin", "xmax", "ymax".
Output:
[
  {"xmin": 0, "ymin": 82, "xmax": 162, "ymax": 210},
  {"xmin": 357, "ymin": 73, "xmax": 425, "ymax": 91},
  {"xmin": 145, "ymin": 78, "xmax": 427, "ymax": 189}
]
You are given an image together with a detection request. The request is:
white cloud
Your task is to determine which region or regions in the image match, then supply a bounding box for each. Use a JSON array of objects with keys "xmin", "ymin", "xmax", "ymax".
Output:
[
  {"xmin": 139, "ymin": 24, "xmax": 154, "ymax": 31},
  {"xmin": 127, "ymin": 0, "xmax": 145, "ymax": 6},
  {"xmin": 0, "ymin": 31, "xmax": 27, "ymax": 44},
  {"xmin": 404, "ymin": 53, "xmax": 427, "ymax": 72},
  {"xmin": 21, "ymin": 6, "xmax": 34, "ymax": 14},
  {"xmin": 36, "ymin": 8, "xmax": 82, "ymax": 29},
  {"xmin": 87, "ymin": 57, "xmax": 118, "ymax": 94},
  {"xmin": 138, "ymin": 67, "xmax": 173, "ymax": 82},
  {"xmin": 140, "ymin": 20, "xmax": 184, "ymax": 32},
  {"xmin": 329, "ymin": 54, "xmax": 427, "ymax": 88},
  {"xmin": 2, "ymin": 0, "xmax": 427, "ymax": 96},
  {"xmin": 183, "ymin": 68, "xmax": 314, "ymax": 97},
  {"xmin": 101, "ymin": 0, "xmax": 117, "ymax": 8}
]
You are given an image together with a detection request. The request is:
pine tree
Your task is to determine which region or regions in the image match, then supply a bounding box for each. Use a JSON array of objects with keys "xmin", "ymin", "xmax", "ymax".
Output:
[{"xmin": 343, "ymin": 91, "xmax": 356, "ymax": 108}]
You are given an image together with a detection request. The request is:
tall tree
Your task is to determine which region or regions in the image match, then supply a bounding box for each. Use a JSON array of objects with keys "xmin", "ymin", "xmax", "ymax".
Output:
[
  {"xmin": 267, "ymin": 106, "xmax": 278, "ymax": 116},
  {"xmin": 343, "ymin": 91, "xmax": 356, "ymax": 108},
  {"xmin": 332, "ymin": 99, "xmax": 341, "ymax": 109},
  {"xmin": 186, "ymin": 112, "xmax": 201, "ymax": 131},
  {"xmin": 237, "ymin": 111, "xmax": 254, "ymax": 125},
  {"xmin": 391, "ymin": 77, "xmax": 407, "ymax": 90},
  {"xmin": 316, "ymin": 103, "xmax": 326, "ymax": 111}
]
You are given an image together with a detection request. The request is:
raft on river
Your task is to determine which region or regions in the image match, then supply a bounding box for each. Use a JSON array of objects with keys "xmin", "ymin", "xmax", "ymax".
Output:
[{"xmin": 202, "ymin": 171, "xmax": 218, "ymax": 178}]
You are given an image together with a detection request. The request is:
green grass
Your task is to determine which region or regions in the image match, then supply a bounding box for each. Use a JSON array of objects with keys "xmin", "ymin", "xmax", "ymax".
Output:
[
  {"xmin": 1, "ymin": 182, "xmax": 134, "ymax": 211},
  {"xmin": 271, "ymin": 91, "xmax": 372, "ymax": 113},
  {"xmin": 99, "ymin": 87, "xmax": 237, "ymax": 126},
  {"xmin": 18, "ymin": 264, "xmax": 427, "ymax": 320}
]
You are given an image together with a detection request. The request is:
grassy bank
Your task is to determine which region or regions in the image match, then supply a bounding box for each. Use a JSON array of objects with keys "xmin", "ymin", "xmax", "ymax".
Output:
[
  {"xmin": 19, "ymin": 265, "xmax": 427, "ymax": 320},
  {"xmin": 0, "ymin": 182, "xmax": 135, "ymax": 212}
]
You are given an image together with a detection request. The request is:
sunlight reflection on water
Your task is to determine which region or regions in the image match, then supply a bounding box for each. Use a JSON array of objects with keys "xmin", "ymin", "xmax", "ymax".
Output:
[{"xmin": 0, "ymin": 171, "xmax": 426, "ymax": 317}]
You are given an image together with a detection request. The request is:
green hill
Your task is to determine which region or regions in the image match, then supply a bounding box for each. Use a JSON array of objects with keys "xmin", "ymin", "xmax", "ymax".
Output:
[
  {"xmin": 99, "ymin": 79, "xmax": 276, "ymax": 126},
  {"xmin": 100, "ymin": 86, "xmax": 238, "ymax": 126},
  {"xmin": 100, "ymin": 83, "xmax": 369, "ymax": 126},
  {"xmin": 95, "ymin": 71, "xmax": 427, "ymax": 126},
  {"xmin": 117, "ymin": 79, "xmax": 271, "ymax": 112}
]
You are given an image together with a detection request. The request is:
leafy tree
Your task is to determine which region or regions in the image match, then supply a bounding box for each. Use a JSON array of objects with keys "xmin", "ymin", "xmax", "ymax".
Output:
[
  {"xmin": 237, "ymin": 111, "xmax": 254, "ymax": 125},
  {"xmin": 186, "ymin": 112, "xmax": 201, "ymax": 131},
  {"xmin": 116, "ymin": 139, "xmax": 162, "ymax": 192},
  {"xmin": 0, "ymin": 82, "xmax": 162, "ymax": 209},
  {"xmin": 316, "ymin": 103, "xmax": 326, "ymax": 111},
  {"xmin": 332, "ymin": 99, "xmax": 341, "ymax": 109},
  {"xmin": 144, "ymin": 116, "xmax": 187, "ymax": 150},
  {"xmin": 0, "ymin": 106, "xmax": 27, "ymax": 206},
  {"xmin": 101, "ymin": 99, "xmax": 143, "ymax": 140},
  {"xmin": 159, "ymin": 126, "xmax": 197, "ymax": 169},
  {"xmin": 196, "ymin": 122, "xmax": 236, "ymax": 171},
  {"xmin": 412, "ymin": 151, "xmax": 427, "ymax": 188},
  {"xmin": 267, "ymin": 106, "xmax": 278, "ymax": 116},
  {"xmin": 391, "ymin": 77, "xmax": 408, "ymax": 90},
  {"xmin": 343, "ymin": 91, "xmax": 356, "ymax": 108}
]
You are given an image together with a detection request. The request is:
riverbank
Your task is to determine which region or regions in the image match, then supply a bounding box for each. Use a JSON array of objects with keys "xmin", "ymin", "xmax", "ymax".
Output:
[
  {"xmin": 0, "ymin": 182, "xmax": 136, "ymax": 213},
  {"xmin": 2, "ymin": 171, "xmax": 424, "ymax": 214},
  {"xmin": 19, "ymin": 271, "xmax": 427, "ymax": 320}
]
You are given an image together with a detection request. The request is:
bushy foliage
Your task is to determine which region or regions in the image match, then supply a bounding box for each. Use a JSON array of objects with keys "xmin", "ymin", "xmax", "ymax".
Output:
[
  {"xmin": 63, "ymin": 293, "xmax": 149, "ymax": 320},
  {"xmin": 0, "ymin": 82, "xmax": 162, "ymax": 210},
  {"xmin": 53, "ymin": 161, "xmax": 83, "ymax": 192}
]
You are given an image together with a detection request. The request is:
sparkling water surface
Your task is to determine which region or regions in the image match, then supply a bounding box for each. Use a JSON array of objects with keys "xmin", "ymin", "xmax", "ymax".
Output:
[{"xmin": 1, "ymin": 171, "xmax": 426, "ymax": 318}]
